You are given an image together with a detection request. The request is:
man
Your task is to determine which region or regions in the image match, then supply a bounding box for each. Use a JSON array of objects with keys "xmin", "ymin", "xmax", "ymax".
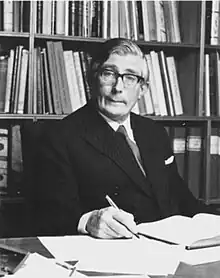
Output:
[{"xmin": 32, "ymin": 38, "xmax": 214, "ymax": 238}]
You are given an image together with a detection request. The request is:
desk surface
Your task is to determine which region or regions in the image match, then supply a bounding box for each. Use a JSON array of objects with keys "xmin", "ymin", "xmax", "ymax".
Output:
[{"xmin": 0, "ymin": 237, "xmax": 166, "ymax": 278}]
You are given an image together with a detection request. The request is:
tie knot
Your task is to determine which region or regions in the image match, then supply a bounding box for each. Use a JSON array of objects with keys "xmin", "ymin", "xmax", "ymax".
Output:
[{"xmin": 117, "ymin": 125, "xmax": 128, "ymax": 138}]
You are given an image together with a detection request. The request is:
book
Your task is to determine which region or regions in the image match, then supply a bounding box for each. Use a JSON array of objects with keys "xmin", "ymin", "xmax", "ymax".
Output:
[
  {"xmin": 172, "ymin": 126, "xmax": 187, "ymax": 180},
  {"xmin": 8, "ymin": 125, "xmax": 23, "ymax": 196},
  {"xmin": 0, "ymin": 129, "xmax": 8, "ymax": 194},
  {"xmin": 210, "ymin": 127, "xmax": 219, "ymax": 199},
  {"xmin": 210, "ymin": 0, "xmax": 220, "ymax": 45},
  {"xmin": 166, "ymin": 56, "xmax": 183, "ymax": 115},
  {"xmin": 186, "ymin": 127, "xmax": 203, "ymax": 199},
  {"xmin": 137, "ymin": 213, "xmax": 220, "ymax": 249},
  {"xmin": 0, "ymin": 55, "xmax": 8, "ymax": 113},
  {"xmin": 17, "ymin": 49, "xmax": 28, "ymax": 114}
]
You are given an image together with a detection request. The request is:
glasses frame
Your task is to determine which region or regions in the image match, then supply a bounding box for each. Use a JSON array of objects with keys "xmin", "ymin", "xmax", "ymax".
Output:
[{"xmin": 98, "ymin": 68, "xmax": 145, "ymax": 87}]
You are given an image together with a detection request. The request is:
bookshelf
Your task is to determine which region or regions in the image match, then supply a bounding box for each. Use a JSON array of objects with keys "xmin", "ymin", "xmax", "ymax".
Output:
[{"xmin": 0, "ymin": 0, "xmax": 220, "ymax": 236}]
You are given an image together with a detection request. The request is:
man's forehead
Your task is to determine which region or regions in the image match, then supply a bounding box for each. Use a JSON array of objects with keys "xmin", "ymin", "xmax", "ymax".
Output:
[{"xmin": 103, "ymin": 53, "xmax": 145, "ymax": 71}]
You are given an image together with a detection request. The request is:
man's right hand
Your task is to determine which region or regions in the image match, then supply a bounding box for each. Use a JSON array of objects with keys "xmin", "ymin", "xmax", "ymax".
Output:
[{"xmin": 85, "ymin": 207, "xmax": 138, "ymax": 239}]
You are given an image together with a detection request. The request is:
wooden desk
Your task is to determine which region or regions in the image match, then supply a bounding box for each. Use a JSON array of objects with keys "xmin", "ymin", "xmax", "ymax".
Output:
[{"xmin": 0, "ymin": 237, "xmax": 166, "ymax": 278}]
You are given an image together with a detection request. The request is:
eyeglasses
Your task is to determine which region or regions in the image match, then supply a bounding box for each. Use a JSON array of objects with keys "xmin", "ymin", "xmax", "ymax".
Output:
[{"xmin": 99, "ymin": 69, "xmax": 145, "ymax": 88}]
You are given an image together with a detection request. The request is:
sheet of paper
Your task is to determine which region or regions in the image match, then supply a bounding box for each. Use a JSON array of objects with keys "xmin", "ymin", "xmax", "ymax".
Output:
[
  {"xmin": 137, "ymin": 214, "xmax": 220, "ymax": 246},
  {"xmin": 39, "ymin": 235, "xmax": 182, "ymax": 276},
  {"xmin": 3, "ymin": 252, "xmax": 84, "ymax": 278}
]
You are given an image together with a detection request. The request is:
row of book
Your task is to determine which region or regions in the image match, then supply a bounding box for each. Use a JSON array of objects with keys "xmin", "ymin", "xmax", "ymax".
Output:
[
  {"xmin": 0, "ymin": 0, "xmax": 30, "ymax": 32},
  {"xmin": 0, "ymin": 40, "xmax": 183, "ymax": 116},
  {"xmin": 166, "ymin": 125, "xmax": 220, "ymax": 200},
  {"xmin": 35, "ymin": 0, "xmax": 181, "ymax": 43}
]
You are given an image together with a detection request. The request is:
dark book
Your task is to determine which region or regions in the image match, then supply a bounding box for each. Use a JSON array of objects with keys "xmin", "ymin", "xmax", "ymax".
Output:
[
  {"xmin": 12, "ymin": 1, "xmax": 20, "ymax": 32},
  {"xmin": 39, "ymin": 50, "xmax": 46, "ymax": 114},
  {"xmin": 8, "ymin": 125, "xmax": 23, "ymax": 196},
  {"xmin": 210, "ymin": 127, "xmax": 219, "ymax": 199},
  {"xmin": 178, "ymin": 52, "xmax": 200, "ymax": 116},
  {"xmin": 0, "ymin": 55, "xmax": 8, "ymax": 112},
  {"xmin": 209, "ymin": 52, "xmax": 218, "ymax": 116},
  {"xmin": 79, "ymin": 51, "xmax": 91, "ymax": 101},
  {"xmin": 36, "ymin": 0, "xmax": 43, "ymax": 33},
  {"xmin": 13, "ymin": 46, "xmax": 24, "ymax": 113},
  {"xmin": 42, "ymin": 48, "xmax": 54, "ymax": 114},
  {"xmin": 179, "ymin": 1, "xmax": 201, "ymax": 44},
  {"xmin": 22, "ymin": 1, "xmax": 30, "ymax": 32},
  {"xmin": 0, "ymin": 1, "xmax": 3, "ymax": 31},
  {"xmin": 186, "ymin": 126, "xmax": 204, "ymax": 199},
  {"xmin": 172, "ymin": 126, "xmax": 187, "ymax": 180},
  {"xmin": 53, "ymin": 41, "xmax": 72, "ymax": 114},
  {"xmin": 10, "ymin": 45, "xmax": 23, "ymax": 113},
  {"xmin": 36, "ymin": 47, "xmax": 43, "ymax": 114},
  {"xmin": 46, "ymin": 41, "xmax": 62, "ymax": 114},
  {"xmin": 205, "ymin": 1, "xmax": 213, "ymax": 45}
]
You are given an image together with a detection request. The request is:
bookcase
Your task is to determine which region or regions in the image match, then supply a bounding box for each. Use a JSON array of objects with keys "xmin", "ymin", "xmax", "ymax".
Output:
[{"xmin": 0, "ymin": 0, "xmax": 220, "ymax": 236}]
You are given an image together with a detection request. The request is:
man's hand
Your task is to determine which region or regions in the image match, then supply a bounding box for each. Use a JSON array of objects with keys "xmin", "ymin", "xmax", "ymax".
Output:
[{"xmin": 85, "ymin": 207, "xmax": 138, "ymax": 239}]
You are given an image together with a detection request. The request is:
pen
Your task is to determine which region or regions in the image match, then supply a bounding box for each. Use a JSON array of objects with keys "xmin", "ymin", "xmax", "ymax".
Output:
[
  {"xmin": 56, "ymin": 261, "xmax": 75, "ymax": 271},
  {"xmin": 105, "ymin": 195, "xmax": 140, "ymax": 239}
]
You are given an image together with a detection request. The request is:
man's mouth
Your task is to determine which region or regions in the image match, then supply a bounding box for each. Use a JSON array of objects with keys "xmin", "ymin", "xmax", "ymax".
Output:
[{"xmin": 107, "ymin": 97, "xmax": 125, "ymax": 104}]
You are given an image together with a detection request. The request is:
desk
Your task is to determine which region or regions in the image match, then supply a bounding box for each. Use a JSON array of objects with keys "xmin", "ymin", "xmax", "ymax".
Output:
[
  {"xmin": 0, "ymin": 237, "xmax": 166, "ymax": 278},
  {"xmin": 1, "ymin": 238, "xmax": 220, "ymax": 278}
]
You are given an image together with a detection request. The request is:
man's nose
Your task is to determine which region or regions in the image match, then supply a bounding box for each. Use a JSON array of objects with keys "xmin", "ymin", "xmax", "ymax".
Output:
[{"xmin": 114, "ymin": 76, "xmax": 124, "ymax": 92}]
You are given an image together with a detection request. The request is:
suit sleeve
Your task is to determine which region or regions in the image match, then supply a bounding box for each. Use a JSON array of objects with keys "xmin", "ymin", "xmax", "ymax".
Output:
[
  {"xmin": 33, "ymin": 123, "xmax": 84, "ymax": 236},
  {"xmin": 160, "ymin": 126, "xmax": 217, "ymax": 217}
]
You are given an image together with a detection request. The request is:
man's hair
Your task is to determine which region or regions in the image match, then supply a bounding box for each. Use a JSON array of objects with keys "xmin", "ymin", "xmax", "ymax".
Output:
[{"xmin": 89, "ymin": 38, "xmax": 148, "ymax": 90}]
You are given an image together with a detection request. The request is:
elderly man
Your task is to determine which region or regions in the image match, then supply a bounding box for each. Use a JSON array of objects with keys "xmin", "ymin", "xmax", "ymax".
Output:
[{"xmin": 32, "ymin": 38, "xmax": 215, "ymax": 238}]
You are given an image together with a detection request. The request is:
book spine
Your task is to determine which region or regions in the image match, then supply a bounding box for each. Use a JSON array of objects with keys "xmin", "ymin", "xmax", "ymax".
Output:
[
  {"xmin": 4, "ymin": 49, "xmax": 14, "ymax": 113},
  {"xmin": 0, "ymin": 56, "xmax": 8, "ymax": 113},
  {"xmin": 3, "ymin": 0, "xmax": 13, "ymax": 32},
  {"xmin": 186, "ymin": 127, "xmax": 203, "ymax": 199},
  {"xmin": 17, "ymin": 49, "xmax": 28, "ymax": 114}
]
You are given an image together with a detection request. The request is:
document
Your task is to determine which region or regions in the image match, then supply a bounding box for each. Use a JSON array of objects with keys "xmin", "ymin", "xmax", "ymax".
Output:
[
  {"xmin": 39, "ymin": 236, "xmax": 182, "ymax": 276},
  {"xmin": 137, "ymin": 213, "xmax": 220, "ymax": 249}
]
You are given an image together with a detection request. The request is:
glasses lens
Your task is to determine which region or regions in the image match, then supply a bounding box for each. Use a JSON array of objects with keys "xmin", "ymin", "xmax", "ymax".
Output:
[
  {"xmin": 123, "ymin": 74, "xmax": 138, "ymax": 86},
  {"xmin": 100, "ymin": 70, "xmax": 115, "ymax": 84}
]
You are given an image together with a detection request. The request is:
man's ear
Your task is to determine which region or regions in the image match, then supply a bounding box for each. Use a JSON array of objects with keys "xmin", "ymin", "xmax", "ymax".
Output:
[{"xmin": 139, "ymin": 83, "xmax": 148, "ymax": 99}]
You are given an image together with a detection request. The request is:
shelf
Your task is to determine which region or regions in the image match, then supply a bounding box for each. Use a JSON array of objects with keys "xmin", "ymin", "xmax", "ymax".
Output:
[
  {"xmin": 0, "ymin": 196, "xmax": 24, "ymax": 204},
  {"xmin": 0, "ymin": 32, "xmax": 30, "ymax": 38},
  {"xmin": 147, "ymin": 115, "xmax": 220, "ymax": 122},
  {"xmin": 34, "ymin": 34, "xmax": 200, "ymax": 49},
  {"xmin": 0, "ymin": 114, "xmax": 220, "ymax": 122},
  {"xmin": 0, "ymin": 114, "xmax": 65, "ymax": 120}
]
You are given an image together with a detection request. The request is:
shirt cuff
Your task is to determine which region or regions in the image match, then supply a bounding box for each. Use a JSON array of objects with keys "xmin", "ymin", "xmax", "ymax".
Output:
[{"xmin": 77, "ymin": 211, "xmax": 94, "ymax": 234}]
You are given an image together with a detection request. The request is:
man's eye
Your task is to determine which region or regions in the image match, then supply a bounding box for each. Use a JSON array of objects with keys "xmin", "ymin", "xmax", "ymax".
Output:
[
  {"xmin": 125, "ymin": 74, "xmax": 137, "ymax": 82},
  {"xmin": 103, "ymin": 70, "xmax": 114, "ymax": 77}
]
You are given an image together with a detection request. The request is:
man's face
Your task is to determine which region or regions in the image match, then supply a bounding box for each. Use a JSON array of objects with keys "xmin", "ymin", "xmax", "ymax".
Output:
[{"xmin": 95, "ymin": 53, "xmax": 147, "ymax": 122}]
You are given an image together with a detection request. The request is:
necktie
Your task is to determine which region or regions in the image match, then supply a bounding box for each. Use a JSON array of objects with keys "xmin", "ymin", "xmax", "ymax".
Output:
[{"xmin": 117, "ymin": 125, "xmax": 146, "ymax": 176}]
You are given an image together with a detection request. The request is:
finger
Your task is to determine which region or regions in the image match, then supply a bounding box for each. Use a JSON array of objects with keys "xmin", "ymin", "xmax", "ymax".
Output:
[
  {"xmin": 113, "ymin": 210, "xmax": 138, "ymax": 235},
  {"xmin": 106, "ymin": 216, "xmax": 133, "ymax": 238}
]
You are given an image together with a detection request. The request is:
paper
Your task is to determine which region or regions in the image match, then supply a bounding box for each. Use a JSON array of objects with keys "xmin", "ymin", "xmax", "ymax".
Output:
[
  {"xmin": 3, "ymin": 253, "xmax": 84, "ymax": 278},
  {"xmin": 137, "ymin": 213, "xmax": 220, "ymax": 247},
  {"xmin": 39, "ymin": 235, "xmax": 181, "ymax": 276}
]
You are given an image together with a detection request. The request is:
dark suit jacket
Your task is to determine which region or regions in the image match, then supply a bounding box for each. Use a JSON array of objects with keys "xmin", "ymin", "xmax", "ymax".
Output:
[{"xmin": 32, "ymin": 101, "xmax": 213, "ymax": 236}]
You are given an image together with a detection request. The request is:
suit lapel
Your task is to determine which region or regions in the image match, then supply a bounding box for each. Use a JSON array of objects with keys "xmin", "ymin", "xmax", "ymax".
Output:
[
  {"xmin": 131, "ymin": 114, "xmax": 173, "ymax": 216},
  {"xmin": 78, "ymin": 104, "xmax": 153, "ymax": 197}
]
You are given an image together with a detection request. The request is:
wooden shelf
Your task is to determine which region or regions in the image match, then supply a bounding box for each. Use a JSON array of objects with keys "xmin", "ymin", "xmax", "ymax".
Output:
[
  {"xmin": 0, "ymin": 114, "xmax": 220, "ymax": 122},
  {"xmin": 0, "ymin": 32, "xmax": 30, "ymax": 38},
  {"xmin": 34, "ymin": 34, "xmax": 201, "ymax": 50}
]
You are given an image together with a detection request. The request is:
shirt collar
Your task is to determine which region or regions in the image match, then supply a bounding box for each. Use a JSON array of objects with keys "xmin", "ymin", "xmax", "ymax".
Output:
[{"xmin": 99, "ymin": 112, "xmax": 134, "ymax": 141}]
